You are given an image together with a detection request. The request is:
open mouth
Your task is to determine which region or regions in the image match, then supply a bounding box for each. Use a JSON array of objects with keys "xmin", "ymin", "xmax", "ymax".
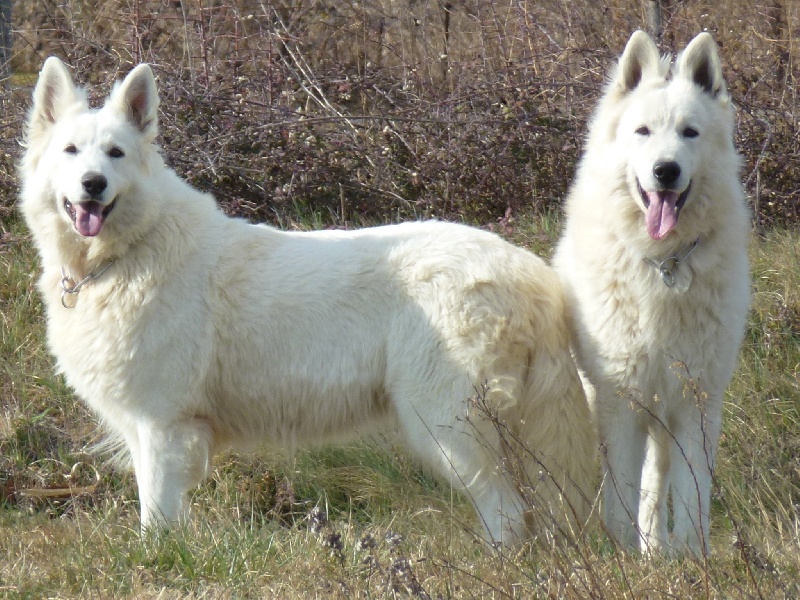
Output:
[
  {"xmin": 637, "ymin": 180, "xmax": 691, "ymax": 240},
  {"xmin": 637, "ymin": 180, "xmax": 691, "ymax": 211},
  {"xmin": 64, "ymin": 197, "xmax": 117, "ymax": 237}
]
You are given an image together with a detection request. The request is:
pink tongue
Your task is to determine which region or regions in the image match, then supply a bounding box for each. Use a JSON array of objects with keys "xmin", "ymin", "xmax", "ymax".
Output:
[
  {"xmin": 74, "ymin": 202, "xmax": 105, "ymax": 237},
  {"xmin": 645, "ymin": 191, "xmax": 679, "ymax": 240}
]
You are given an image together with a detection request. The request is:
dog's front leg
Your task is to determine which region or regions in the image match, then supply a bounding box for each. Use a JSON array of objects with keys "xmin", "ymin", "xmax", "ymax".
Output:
[
  {"xmin": 134, "ymin": 418, "xmax": 213, "ymax": 534},
  {"xmin": 638, "ymin": 425, "xmax": 671, "ymax": 553},
  {"xmin": 670, "ymin": 395, "xmax": 722, "ymax": 557},
  {"xmin": 599, "ymin": 394, "xmax": 648, "ymax": 551}
]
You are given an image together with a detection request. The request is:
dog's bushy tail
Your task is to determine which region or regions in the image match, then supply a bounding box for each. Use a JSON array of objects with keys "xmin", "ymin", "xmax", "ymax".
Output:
[{"xmin": 496, "ymin": 281, "xmax": 599, "ymax": 543}]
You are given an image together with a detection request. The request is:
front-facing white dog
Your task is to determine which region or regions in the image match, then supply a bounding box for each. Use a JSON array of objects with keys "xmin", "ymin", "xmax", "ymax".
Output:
[
  {"xmin": 554, "ymin": 32, "xmax": 750, "ymax": 555},
  {"xmin": 20, "ymin": 57, "xmax": 597, "ymax": 545}
]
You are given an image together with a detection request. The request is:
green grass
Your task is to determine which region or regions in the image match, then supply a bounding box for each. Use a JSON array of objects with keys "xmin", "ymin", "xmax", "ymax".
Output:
[{"xmin": 1, "ymin": 217, "xmax": 799, "ymax": 598}]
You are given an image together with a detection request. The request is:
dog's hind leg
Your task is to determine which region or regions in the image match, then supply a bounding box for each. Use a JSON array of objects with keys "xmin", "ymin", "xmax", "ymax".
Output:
[
  {"xmin": 133, "ymin": 418, "xmax": 213, "ymax": 533},
  {"xmin": 394, "ymin": 385, "xmax": 528, "ymax": 546},
  {"xmin": 469, "ymin": 474, "xmax": 529, "ymax": 546}
]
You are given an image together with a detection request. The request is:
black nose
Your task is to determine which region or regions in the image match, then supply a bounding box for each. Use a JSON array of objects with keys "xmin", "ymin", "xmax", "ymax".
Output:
[
  {"xmin": 653, "ymin": 161, "xmax": 681, "ymax": 187},
  {"xmin": 81, "ymin": 172, "xmax": 107, "ymax": 197}
]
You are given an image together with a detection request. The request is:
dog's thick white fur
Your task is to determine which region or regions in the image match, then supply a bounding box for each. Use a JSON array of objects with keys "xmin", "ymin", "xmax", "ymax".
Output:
[
  {"xmin": 21, "ymin": 57, "xmax": 597, "ymax": 545},
  {"xmin": 553, "ymin": 31, "xmax": 750, "ymax": 556}
]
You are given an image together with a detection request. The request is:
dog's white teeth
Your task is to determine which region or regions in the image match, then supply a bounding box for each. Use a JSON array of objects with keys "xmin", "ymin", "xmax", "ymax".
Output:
[{"xmin": 64, "ymin": 199, "xmax": 76, "ymax": 221}]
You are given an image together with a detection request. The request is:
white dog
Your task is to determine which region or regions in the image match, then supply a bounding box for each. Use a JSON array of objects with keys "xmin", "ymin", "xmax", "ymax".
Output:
[
  {"xmin": 553, "ymin": 31, "xmax": 750, "ymax": 555},
  {"xmin": 20, "ymin": 57, "xmax": 597, "ymax": 545}
]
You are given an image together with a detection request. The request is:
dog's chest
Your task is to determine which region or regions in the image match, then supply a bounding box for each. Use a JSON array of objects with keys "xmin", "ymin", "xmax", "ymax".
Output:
[
  {"xmin": 44, "ymin": 272, "xmax": 179, "ymax": 412},
  {"xmin": 575, "ymin": 240, "xmax": 685, "ymax": 333}
]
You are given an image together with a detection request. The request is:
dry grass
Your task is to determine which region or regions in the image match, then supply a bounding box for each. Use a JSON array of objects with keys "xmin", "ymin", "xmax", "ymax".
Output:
[
  {"xmin": 1, "ymin": 218, "xmax": 799, "ymax": 598},
  {"xmin": 1, "ymin": 1, "xmax": 799, "ymax": 598}
]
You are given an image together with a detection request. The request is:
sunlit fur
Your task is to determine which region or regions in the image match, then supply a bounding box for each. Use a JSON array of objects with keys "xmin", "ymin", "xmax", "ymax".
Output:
[
  {"xmin": 21, "ymin": 57, "xmax": 597, "ymax": 546},
  {"xmin": 554, "ymin": 31, "xmax": 750, "ymax": 556}
]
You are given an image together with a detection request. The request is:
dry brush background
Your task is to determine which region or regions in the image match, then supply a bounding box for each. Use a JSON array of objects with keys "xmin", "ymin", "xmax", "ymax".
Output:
[
  {"xmin": 0, "ymin": 2, "xmax": 799, "ymax": 598},
  {"xmin": 0, "ymin": 0, "xmax": 798, "ymax": 228}
]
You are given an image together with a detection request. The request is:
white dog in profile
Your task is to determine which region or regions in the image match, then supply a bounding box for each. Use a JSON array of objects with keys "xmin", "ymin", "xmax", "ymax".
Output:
[
  {"xmin": 20, "ymin": 56, "xmax": 597, "ymax": 545},
  {"xmin": 554, "ymin": 31, "xmax": 750, "ymax": 555}
]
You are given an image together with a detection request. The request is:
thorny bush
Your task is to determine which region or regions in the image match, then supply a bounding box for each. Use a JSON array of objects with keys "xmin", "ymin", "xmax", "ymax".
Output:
[{"xmin": 0, "ymin": 1, "xmax": 797, "ymax": 227}]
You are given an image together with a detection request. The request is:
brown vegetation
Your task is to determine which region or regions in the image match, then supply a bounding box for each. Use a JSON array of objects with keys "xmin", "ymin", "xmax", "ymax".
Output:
[
  {"xmin": 1, "ymin": 0, "xmax": 798, "ymax": 227},
  {"xmin": 1, "ymin": 4, "xmax": 799, "ymax": 597}
]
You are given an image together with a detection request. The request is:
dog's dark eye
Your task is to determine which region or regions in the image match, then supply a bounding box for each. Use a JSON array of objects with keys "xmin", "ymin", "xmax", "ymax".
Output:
[
  {"xmin": 683, "ymin": 127, "xmax": 699, "ymax": 138},
  {"xmin": 64, "ymin": 144, "xmax": 77, "ymax": 154},
  {"xmin": 108, "ymin": 147, "xmax": 125, "ymax": 158},
  {"xmin": 635, "ymin": 126, "xmax": 650, "ymax": 136}
]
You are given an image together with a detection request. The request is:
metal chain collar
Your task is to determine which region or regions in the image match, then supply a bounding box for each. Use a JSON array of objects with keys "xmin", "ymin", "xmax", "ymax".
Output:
[
  {"xmin": 643, "ymin": 238, "xmax": 699, "ymax": 288},
  {"xmin": 60, "ymin": 261, "xmax": 114, "ymax": 308}
]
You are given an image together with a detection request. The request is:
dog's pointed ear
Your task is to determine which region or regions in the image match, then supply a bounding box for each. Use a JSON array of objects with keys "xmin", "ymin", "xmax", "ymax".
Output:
[
  {"xmin": 614, "ymin": 30, "xmax": 662, "ymax": 94},
  {"xmin": 30, "ymin": 57, "xmax": 83, "ymax": 129},
  {"xmin": 110, "ymin": 64, "xmax": 159, "ymax": 140},
  {"xmin": 676, "ymin": 32, "xmax": 727, "ymax": 99}
]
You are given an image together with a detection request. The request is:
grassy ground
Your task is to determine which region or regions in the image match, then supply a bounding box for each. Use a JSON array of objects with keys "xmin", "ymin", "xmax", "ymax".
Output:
[
  {"xmin": 1, "ymin": 1, "xmax": 798, "ymax": 597},
  {"xmin": 0, "ymin": 211, "xmax": 798, "ymax": 598}
]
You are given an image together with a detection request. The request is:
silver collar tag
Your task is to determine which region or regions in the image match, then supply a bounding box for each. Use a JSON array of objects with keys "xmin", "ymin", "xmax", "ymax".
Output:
[{"xmin": 644, "ymin": 238, "xmax": 699, "ymax": 288}]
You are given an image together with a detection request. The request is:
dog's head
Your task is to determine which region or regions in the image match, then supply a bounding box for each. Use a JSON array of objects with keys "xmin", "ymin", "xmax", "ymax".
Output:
[
  {"xmin": 605, "ymin": 31, "xmax": 733, "ymax": 241},
  {"xmin": 22, "ymin": 57, "xmax": 160, "ymax": 240}
]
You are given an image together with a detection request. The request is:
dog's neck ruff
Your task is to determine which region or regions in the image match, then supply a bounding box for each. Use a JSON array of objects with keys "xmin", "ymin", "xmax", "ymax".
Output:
[
  {"xmin": 60, "ymin": 261, "xmax": 114, "ymax": 308},
  {"xmin": 643, "ymin": 238, "xmax": 699, "ymax": 288}
]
